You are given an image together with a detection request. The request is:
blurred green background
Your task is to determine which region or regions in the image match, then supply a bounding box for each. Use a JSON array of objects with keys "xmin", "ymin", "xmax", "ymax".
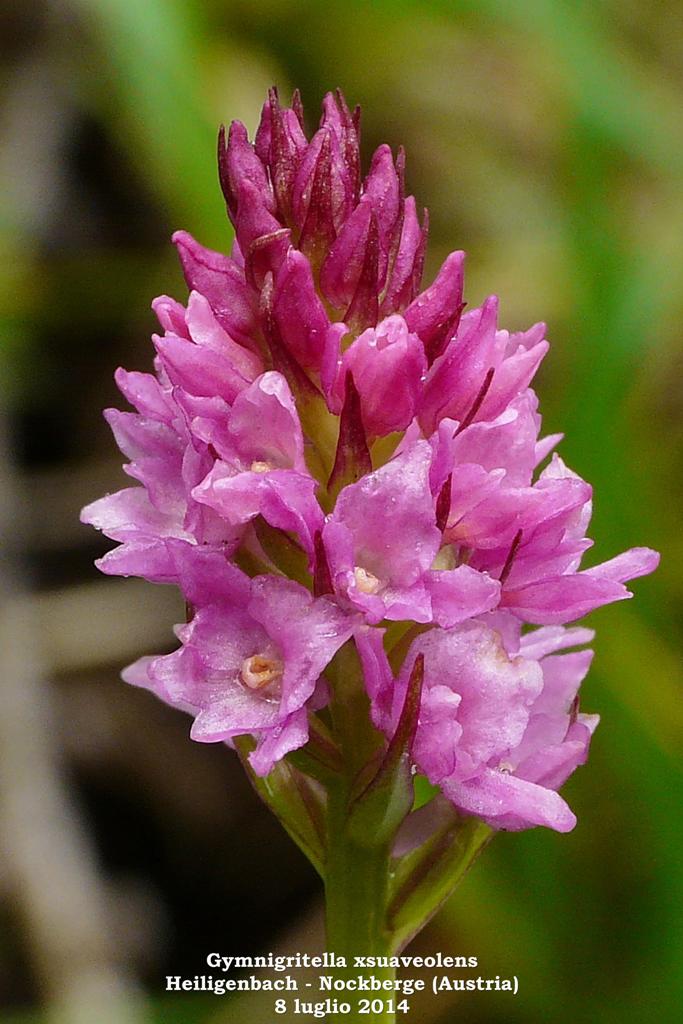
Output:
[{"xmin": 0, "ymin": 1, "xmax": 681, "ymax": 1022}]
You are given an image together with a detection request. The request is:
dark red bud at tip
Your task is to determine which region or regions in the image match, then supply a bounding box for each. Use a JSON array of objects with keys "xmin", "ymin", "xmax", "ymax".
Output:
[
  {"xmin": 411, "ymin": 207, "xmax": 429, "ymax": 299},
  {"xmin": 344, "ymin": 212, "xmax": 380, "ymax": 332},
  {"xmin": 400, "ymin": 652, "xmax": 425, "ymax": 752},
  {"xmin": 217, "ymin": 124, "xmax": 232, "ymax": 214},
  {"xmin": 335, "ymin": 87, "xmax": 351, "ymax": 121},
  {"xmin": 499, "ymin": 529, "xmax": 523, "ymax": 586},
  {"xmin": 299, "ymin": 131, "xmax": 336, "ymax": 258},
  {"xmin": 455, "ymin": 366, "xmax": 494, "ymax": 434},
  {"xmin": 259, "ymin": 270, "xmax": 274, "ymax": 312},
  {"xmin": 292, "ymin": 88, "xmax": 305, "ymax": 128},
  {"xmin": 396, "ymin": 147, "xmax": 406, "ymax": 200},
  {"xmin": 436, "ymin": 474, "xmax": 452, "ymax": 532},
  {"xmin": 313, "ymin": 531, "xmax": 333, "ymax": 597},
  {"xmin": 568, "ymin": 694, "xmax": 580, "ymax": 727},
  {"xmin": 260, "ymin": 272, "xmax": 321, "ymax": 401},
  {"xmin": 328, "ymin": 370, "xmax": 372, "ymax": 494},
  {"xmin": 424, "ymin": 302, "xmax": 465, "ymax": 366}
]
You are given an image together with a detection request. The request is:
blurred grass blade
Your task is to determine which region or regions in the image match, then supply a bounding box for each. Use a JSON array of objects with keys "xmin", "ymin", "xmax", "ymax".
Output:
[{"xmin": 73, "ymin": 0, "xmax": 228, "ymax": 245}]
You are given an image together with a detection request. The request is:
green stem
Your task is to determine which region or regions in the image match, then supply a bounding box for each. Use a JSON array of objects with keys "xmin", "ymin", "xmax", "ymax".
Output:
[
  {"xmin": 325, "ymin": 781, "xmax": 396, "ymax": 1024},
  {"xmin": 324, "ymin": 642, "xmax": 397, "ymax": 1024}
]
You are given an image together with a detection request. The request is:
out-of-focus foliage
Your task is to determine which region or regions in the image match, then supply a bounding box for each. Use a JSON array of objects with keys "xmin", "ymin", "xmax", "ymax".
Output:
[{"xmin": 1, "ymin": 1, "xmax": 681, "ymax": 1022}]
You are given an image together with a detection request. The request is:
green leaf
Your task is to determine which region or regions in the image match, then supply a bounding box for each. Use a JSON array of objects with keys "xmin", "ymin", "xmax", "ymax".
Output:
[
  {"xmin": 347, "ymin": 654, "xmax": 424, "ymax": 846},
  {"xmin": 234, "ymin": 736, "xmax": 326, "ymax": 876},
  {"xmin": 389, "ymin": 814, "xmax": 492, "ymax": 952}
]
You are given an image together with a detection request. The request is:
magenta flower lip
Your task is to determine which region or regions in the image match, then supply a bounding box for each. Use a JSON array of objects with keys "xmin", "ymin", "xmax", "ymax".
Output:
[{"xmin": 82, "ymin": 87, "xmax": 658, "ymax": 831}]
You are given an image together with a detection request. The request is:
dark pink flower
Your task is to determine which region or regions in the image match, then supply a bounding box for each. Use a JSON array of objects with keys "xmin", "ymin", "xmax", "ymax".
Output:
[
  {"xmin": 322, "ymin": 442, "xmax": 500, "ymax": 625},
  {"xmin": 357, "ymin": 615, "xmax": 597, "ymax": 832},
  {"xmin": 323, "ymin": 315, "xmax": 427, "ymax": 438},
  {"xmin": 81, "ymin": 88, "xmax": 658, "ymax": 833},
  {"xmin": 125, "ymin": 554, "xmax": 354, "ymax": 775}
]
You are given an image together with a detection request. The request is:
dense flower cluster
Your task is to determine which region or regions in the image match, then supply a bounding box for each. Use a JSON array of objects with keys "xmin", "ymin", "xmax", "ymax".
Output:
[{"xmin": 82, "ymin": 89, "xmax": 658, "ymax": 833}]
